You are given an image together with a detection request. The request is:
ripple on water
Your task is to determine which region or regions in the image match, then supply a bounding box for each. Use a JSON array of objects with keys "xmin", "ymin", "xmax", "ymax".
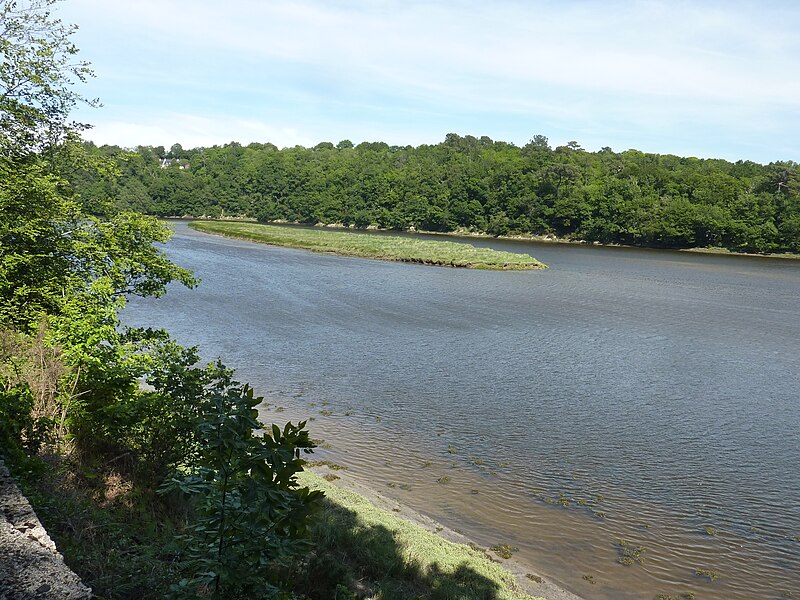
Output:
[{"xmin": 125, "ymin": 223, "xmax": 800, "ymax": 600}]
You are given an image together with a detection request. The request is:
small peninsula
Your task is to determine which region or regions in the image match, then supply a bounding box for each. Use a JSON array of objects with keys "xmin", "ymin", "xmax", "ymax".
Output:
[{"xmin": 190, "ymin": 220, "xmax": 547, "ymax": 270}]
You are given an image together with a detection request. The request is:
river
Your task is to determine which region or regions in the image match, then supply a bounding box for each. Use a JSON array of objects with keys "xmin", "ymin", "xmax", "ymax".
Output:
[{"xmin": 124, "ymin": 221, "xmax": 800, "ymax": 599}]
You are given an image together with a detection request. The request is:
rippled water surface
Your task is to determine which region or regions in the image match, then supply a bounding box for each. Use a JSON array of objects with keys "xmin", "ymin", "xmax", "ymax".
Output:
[{"xmin": 125, "ymin": 222, "xmax": 800, "ymax": 599}]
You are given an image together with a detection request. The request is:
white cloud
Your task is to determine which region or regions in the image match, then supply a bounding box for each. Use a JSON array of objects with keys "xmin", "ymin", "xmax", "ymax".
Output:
[
  {"xmin": 68, "ymin": 0, "xmax": 800, "ymax": 104},
  {"xmin": 83, "ymin": 113, "xmax": 316, "ymax": 149},
  {"xmin": 61, "ymin": 0, "xmax": 800, "ymax": 161}
]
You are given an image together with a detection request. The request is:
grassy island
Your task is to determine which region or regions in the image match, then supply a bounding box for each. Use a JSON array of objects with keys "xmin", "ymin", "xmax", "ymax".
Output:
[{"xmin": 189, "ymin": 221, "xmax": 547, "ymax": 270}]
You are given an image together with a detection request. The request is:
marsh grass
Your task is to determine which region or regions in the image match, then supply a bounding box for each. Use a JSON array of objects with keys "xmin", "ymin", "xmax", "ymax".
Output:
[
  {"xmin": 695, "ymin": 568, "xmax": 720, "ymax": 581},
  {"xmin": 296, "ymin": 471, "xmax": 541, "ymax": 600},
  {"xmin": 617, "ymin": 539, "xmax": 646, "ymax": 565},
  {"xmin": 490, "ymin": 543, "xmax": 518, "ymax": 559},
  {"xmin": 190, "ymin": 221, "xmax": 546, "ymax": 271}
]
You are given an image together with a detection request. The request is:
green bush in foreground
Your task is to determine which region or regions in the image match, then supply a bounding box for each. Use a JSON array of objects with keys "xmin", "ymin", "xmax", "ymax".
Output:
[
  {"xmin": 190, "ymin": 221, "xmax": 546, "ymax": 270},
  {"xmin": 160, "ymin": 364, "xmax": 322, "ymax": 599}
]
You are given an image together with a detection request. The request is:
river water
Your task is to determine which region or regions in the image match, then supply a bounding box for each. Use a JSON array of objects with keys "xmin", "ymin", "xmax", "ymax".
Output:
[{"xmin": 124, "ymin": 222, "xmax": 800, "ymax": 599}]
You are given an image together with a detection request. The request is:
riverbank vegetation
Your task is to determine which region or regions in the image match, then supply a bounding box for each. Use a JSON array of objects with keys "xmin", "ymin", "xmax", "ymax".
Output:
[
  {"xmin": 191, "ymin": 220, "xmax": 546, "ymax": 270},
  {"xmin": 1, "ymin": 3, "xmax": 320, "ymax": 598},
  {"xmin": 293, "ymin": 471, "xmax": 539, "ymax": 600},
  {"xmin": 71, "ymin": 134, "xmax": 800, "ymax": 255},
  {"xmin": 4, "ymin": 1, "xmax": 797, "ymax": 599}
]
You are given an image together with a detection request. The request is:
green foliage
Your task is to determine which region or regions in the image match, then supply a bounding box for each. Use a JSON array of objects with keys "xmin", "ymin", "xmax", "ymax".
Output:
[
  {"xmin": 0, "ymin": 386, "xmax": 37, "ymax": 461},
  {"xmin": 0, "ymin": 0, "xmax": 195, "ymax": 331},
  {"xmin": 160, "ymin": 364, "xmax": 322, "ymax": 599},
  {"xmin": 0, "ymin": 0, "xmax": 97, "ymax": 155},
  {"xmin": 0, "ymin": 0, "xmax": 197, "ymax": 475},
  {"xmin": 1, "ymin": 4, "xmax": 324, "ymax": 600},
  {"xmin": 77, "ymin": 134, "xmax": 800, "ymax": 255},
  {"xmin": 63, "ymin": 329, "xmax": 210, "ymax": 486}
]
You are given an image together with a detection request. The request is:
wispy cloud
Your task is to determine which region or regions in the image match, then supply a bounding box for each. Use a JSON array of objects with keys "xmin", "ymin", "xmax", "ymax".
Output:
[
  {"xmin": 84, "ymin": 112, "xmax": 316, "ymax": 150},
  {"xmin": 62, "ymin": 0, "xmax": 800, "ymax": 161}
]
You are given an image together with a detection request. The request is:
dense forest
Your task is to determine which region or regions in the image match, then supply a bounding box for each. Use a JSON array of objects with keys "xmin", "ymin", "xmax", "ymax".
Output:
[{"xmin": 72, "ymin": 136, "xmax": 800, "ymax": 253}]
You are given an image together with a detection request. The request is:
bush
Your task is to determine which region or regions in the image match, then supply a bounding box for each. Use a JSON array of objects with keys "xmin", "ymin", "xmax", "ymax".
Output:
[{"xmin": 160, "ymin": 363, "xmax": 323, "ymax": 599}]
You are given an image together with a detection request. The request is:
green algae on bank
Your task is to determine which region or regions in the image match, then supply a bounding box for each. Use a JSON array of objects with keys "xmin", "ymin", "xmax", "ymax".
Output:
[
  {"xmin": 189, "ymin": 220, "xmax": 547, "ymax": 270},
  {"xmin": 297, "ymin": 470, "xmax": 542, "ymax": 600}
]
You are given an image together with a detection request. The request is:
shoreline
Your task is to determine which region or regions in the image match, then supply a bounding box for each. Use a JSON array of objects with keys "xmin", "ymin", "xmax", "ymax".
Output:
[
  {"xmin": 302, "ymin": 464, "xmax": 585, "ymax": 600},
  {"xmin": 167, "ymin": 216, "xmax": 800, "ymax": 262}
]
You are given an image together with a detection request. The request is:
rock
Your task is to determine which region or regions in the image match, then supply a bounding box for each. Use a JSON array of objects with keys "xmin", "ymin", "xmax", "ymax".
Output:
[{"xmin": 0, "ymin": 460, "xmax": 92, "ymax": 599}]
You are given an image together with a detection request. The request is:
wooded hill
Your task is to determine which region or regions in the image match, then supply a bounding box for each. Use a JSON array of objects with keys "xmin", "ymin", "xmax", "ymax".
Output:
[{"xmin": 72, "ymin": 135, "xmax": 800, "ymax": 253}]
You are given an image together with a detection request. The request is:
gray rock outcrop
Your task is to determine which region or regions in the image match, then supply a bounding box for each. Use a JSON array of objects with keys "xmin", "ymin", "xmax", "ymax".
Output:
[{"xmin": 0, "ymin": 460, "xmax": 92, "ymax": 599}]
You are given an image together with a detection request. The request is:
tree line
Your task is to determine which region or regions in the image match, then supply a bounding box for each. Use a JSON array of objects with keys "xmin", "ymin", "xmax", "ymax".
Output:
[{"xmin": 73, "ymin": 135, "xmax": 800, "ymax": 253}]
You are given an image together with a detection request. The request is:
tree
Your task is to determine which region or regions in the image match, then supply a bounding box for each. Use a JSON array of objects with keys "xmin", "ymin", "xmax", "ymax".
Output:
[
  {"xmin": 0, "ymin": 0, "xmax": 194, "ymax": 460},
  {"xmin": 524, "ymin": 134, "xmax": 550, "ymax": 153},
  {"xmin": 0, "ymin": 0, "xmax": 195, "ymax": 331},
  {"xmin": 1, "ymin": 0, "xmax": 97, "ymax": 156},
  {"xmin": 1, "ymin": 7, "xmax": 323, "ymax": 598}
]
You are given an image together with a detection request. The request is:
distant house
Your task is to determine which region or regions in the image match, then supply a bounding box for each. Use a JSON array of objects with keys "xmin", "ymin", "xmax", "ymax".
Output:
[{"xmin": 159, "ymin": 158, "xmax": 190, "ymax": 169}]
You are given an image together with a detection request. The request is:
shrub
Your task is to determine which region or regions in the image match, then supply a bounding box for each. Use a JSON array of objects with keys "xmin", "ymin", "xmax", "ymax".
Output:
[{"xmin": 160, "ymin": 363, "xmax": 323, "ymax": 598}]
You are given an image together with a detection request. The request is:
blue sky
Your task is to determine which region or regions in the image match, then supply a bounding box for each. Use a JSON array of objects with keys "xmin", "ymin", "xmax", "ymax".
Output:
[{"xmin": 59, "ymin": 0, "xmax": 800, "ymax": 163}]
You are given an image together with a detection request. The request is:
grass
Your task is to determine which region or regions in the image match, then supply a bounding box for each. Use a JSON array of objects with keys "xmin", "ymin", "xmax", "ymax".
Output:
[
  {"xmin": 617, "ymin": 539, "xmax": 646, "ymax": 565},
  {"xmin": 189, "ymin": 220, "xmax": 547, "ymax": 271},
  {"xmin": 490, "ymin": 543, "xmax": 518, "ymax": 559},
  {"xmin": 18, "ymin": 455, "xmax": 180, "ymax": 599},
  {"xmin": 296, "ymin": 471, "xmax": 541, "ymax": 599},
  {"xmin": 695, "ymin": 568, "xmax": 720, "ymax": 582}
]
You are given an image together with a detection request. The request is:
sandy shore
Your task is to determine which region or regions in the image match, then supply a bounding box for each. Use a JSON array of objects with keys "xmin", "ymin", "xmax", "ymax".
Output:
[{"xmin": 305, "ymin": 464, "xmax": 585, "ymax": 600}]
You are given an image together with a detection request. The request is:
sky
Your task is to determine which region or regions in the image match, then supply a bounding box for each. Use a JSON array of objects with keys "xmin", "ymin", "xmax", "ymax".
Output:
[{"xmin": 57, "ymin": 0, "xmax": 800, "ymax": 163}]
